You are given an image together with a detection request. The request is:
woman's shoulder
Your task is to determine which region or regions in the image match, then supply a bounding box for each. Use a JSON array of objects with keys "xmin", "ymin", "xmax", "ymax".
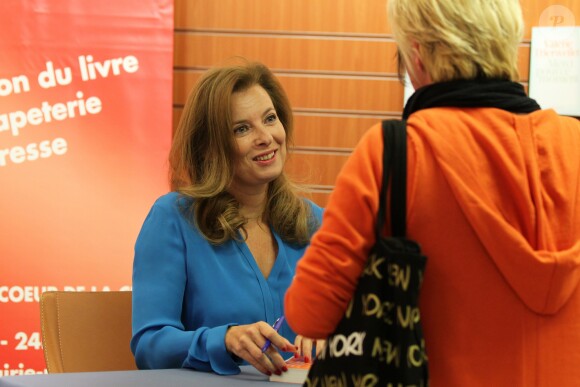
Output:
[
  {"xmin": 150, "ymin": 192, "xmax": 194, "ymax": 215},
  {"xmin": 302, "ymin": 197, "xmax": 324, "ymax": 219}
]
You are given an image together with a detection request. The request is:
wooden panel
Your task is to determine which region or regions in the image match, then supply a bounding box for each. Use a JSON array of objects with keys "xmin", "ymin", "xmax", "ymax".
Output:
[
  {"xmin": 174, "ymin": 34, "xmax": 397, "ymax": 74},
  {"xmin": 176, "ymin": 0, "xmax": 580, "ymax": 41},
  {"xmin": 293, "ymin": 114, "xmax": 385, "ymax": 149},
  {"xmin": 299, "ymin": 191, "xmax": 331, "ymax": 208},
  {"xmin": 175, "ymin": 36, "xmax": 532, "ymax": 81},
  {"xmin": 518, "ymin": 45, "xmax": 530, "ymax": 81},
  {"xmin": 175, "ymin": 0, "xmax": 390, "ymax": 35},
  {"xmin": 172, "ymin": 108, "xmax": 180, "ymax": 135},
  {"xmin": 283, "ymin": 75, "xmax": 404, "ymax": 113},
  {"xmin": 173, "ymin": 72, "xmax": 405, "ymax": 113},
  {"xmin": 285, "ymin": 152, "xmax": 350, "ymax": 187}
]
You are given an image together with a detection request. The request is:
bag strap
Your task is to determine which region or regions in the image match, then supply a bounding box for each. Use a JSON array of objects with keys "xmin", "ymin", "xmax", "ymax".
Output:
[{"xmin": 376, "ymin": 119, "xmax": 407, "ymax": 240}]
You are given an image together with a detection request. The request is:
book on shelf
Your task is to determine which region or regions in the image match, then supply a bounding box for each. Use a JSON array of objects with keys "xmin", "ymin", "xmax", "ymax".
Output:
[{"xmin": 269, "ymin": 356, "xmax": 310, "ymax": 384}]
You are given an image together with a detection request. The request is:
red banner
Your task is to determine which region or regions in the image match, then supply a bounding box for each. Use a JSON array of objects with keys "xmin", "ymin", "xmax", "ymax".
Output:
[{"xmin": 0, "ymin": 0, "xmax": 173, "ymax": 374}]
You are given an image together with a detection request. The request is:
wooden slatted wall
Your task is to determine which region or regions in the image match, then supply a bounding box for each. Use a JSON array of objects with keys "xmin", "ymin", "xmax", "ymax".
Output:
[{"xmin": 173, "ymin": 0, "xmax": 580, "ymax": 207}]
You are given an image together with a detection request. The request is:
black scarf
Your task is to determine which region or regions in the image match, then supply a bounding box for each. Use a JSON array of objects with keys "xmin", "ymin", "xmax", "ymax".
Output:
[{"xmin": 402, "ymin": 78, "xmax": 541, "ymax": 119}]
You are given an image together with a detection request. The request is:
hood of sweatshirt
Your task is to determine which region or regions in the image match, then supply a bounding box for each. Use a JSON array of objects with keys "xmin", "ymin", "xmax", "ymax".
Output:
[{"xmin": 409, "ymin": 107, "xmax": 580, "ymax": 315}]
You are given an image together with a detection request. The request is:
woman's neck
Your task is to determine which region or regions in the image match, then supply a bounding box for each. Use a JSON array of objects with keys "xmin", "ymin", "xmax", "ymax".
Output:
[{"xmin": 229, "ymin": 186, "xmax": 268, "ymax": 221}]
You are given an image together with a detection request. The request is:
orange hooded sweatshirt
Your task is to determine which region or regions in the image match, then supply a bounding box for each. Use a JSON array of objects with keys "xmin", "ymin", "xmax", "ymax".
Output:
[{"xmin": 285, "ymin": 106, "xmax": 580, "ymax": 386}]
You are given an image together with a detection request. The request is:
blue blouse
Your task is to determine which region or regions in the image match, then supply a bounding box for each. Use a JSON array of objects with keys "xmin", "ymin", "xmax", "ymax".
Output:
[{"xmin": 130, "ymin": 192, "xmax": 323, "ymax": 375}]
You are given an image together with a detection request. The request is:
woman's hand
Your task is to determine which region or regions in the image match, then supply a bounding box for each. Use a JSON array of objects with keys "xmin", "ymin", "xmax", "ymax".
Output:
[
  {"xmin": 294, "ymin": 335, "xmax": 326, "ymax": 363},
  {"xmin": 225, "ymin": 322, "xmax": 296, "ymax": 375}
]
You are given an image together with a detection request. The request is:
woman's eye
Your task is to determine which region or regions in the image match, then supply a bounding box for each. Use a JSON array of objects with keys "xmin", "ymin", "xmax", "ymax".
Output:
[
  {"xmin": 234, "ymin": 125, "xmax": 249, "ymax": 135},
  {"xmin": 265, "ymin": 114, "xmax": 277, "ymax": 124}
]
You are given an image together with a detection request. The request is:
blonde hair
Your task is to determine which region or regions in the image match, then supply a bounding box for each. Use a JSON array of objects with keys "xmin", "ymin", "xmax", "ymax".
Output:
[
  {"xmin": 388, "ymin": 0, "xmax": 523, "ymax": 82},
  {"xmin": 169, "ymin": 59, "xmax": 317, "ymax": 245}
]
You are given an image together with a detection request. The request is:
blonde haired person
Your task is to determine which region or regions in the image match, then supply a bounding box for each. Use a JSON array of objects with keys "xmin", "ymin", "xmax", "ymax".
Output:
[
  {"xmin": 131, "ymin": 60, "xmax": 323, "ymax": 376},
  {"xmin": 285, "ymin": 0, "xmax": 580, "ymax": 385}
]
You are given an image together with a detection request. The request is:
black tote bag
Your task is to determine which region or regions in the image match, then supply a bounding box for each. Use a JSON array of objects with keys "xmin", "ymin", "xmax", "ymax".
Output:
[{"xmin": 304, "ymin": 120, "xmax": 429, "ymax": 387}]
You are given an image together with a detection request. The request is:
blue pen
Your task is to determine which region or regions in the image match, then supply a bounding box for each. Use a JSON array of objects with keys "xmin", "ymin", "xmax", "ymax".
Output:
[{"xmin": 261, "ymin": 315, "xmax": 285, "ymax": 352}]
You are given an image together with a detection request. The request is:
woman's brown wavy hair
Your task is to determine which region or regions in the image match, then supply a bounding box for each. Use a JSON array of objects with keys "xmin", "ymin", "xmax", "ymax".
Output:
[{"xmin": 169, "ymin": 59, "xmax": 318, "ymax": 245}]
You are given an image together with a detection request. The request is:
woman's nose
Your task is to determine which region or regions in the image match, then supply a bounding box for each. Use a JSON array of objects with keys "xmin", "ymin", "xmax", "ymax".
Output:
[{"xmin": 253, "ymin": 125, "xmax": 273, "ymax": 146}]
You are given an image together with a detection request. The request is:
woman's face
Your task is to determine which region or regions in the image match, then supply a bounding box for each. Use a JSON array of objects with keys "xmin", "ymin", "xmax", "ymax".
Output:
[{"xmin": 229, "ymin": 84, "xmax": 286, "ymax": 193}]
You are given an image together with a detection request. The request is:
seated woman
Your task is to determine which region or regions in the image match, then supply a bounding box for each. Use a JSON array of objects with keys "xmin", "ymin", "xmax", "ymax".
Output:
[{"xmin": 131, "ymin": 60, "xmax": 323, "ymax": 376}]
